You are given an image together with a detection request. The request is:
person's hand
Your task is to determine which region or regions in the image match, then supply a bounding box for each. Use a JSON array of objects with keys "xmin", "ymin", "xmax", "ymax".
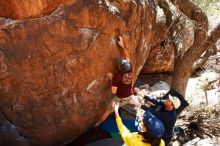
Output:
[
  {"xmin": 133, "ymin": 87, "xmax": 140, "ymax": 95},
  {"xmin": 113, "ymin": 102, "xmax": 119, "ymax": 112},
  {"xmin": 130, "ymin": 98, "xmax": 141, "ymax": 107},
  {"xmin": 107, "ymin": 72, "xmax": 113, "ymax": 81},
  {"xmin": 118, "ymin": 36, "xmax": 125, "ymax": 48},
  {"xmin": 112, "ymin": 102, "xmax": 120, "ymax": 117}
]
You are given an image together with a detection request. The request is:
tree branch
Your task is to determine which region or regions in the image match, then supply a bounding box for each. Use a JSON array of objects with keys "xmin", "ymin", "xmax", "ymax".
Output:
[
  {"xmin": 192, "ymin": 47, "xmax": 215, "ymax": 70},
  {"xmin": 157, "ymin": 0, "xmax": 180, "ymax": 57},
  {"xmin": 207, "ymin": 24, "xmax": 220, "ymax": 44},
  {"xmin": 171, "ymin": 0, "xmax": 208, "ymax": 64},
  {"xmin": 193, "ymin": 24, "xmax": 220, "ymax": 70}
]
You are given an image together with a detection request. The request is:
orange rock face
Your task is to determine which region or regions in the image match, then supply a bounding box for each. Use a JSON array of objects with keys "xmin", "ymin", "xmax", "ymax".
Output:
[
  {"xmin": 0, "ymin": 0, "xmax": 69, "ymax": 20},
  {"xmin": 141, "ymin": 23, "xmax": 174, "ymax": 73},
  {"xmin": 0, "ymin": 0, "xmax": 156, "ymax": 145}
]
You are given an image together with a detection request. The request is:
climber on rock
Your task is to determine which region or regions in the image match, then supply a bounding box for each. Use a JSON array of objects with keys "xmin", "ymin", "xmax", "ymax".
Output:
[
  {"xmin": 130, "ymin": 93, "xmax": 181, "ymax": 146},
  {"xmin": 113, "ymin": 102, "xmax": 165, "ymax": 146},
  {"xmin": 95, "ymin": 35, "xmax": 135, "ymax": 126}
]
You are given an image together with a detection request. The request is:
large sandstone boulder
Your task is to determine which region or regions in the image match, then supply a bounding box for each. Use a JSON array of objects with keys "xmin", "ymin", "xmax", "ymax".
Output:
[
  {"xmin": 0, "ymin": 0, "xmax": 156, "ymax": 145},
  {"xmin": 141, "ymin": 21, "xmax": 194, "ymax": 74},
  {"xmin": 141, "ymin": 23, "xmax": 175, "ymax": 73},
  {"xmin": 0, "ymin": 0, "xmax": 69, "ymax": 20}
]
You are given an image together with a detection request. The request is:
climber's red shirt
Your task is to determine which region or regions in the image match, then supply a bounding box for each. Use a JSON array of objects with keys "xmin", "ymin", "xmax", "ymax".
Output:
[{"xmin": 112, "ymin": 70, "xmax": 133, "ymax": 98}]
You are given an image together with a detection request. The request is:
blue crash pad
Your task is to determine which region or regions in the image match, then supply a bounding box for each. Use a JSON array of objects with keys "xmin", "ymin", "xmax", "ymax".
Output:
[{"xmin": 101, "ymin": 119, "xmax": 138, "ymax": 133}]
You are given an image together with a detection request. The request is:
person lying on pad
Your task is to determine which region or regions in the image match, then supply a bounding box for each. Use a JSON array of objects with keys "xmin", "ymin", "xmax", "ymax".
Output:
[{"xmin": 113, "ymin": 102, "xmax": 165, "ymax": 146}]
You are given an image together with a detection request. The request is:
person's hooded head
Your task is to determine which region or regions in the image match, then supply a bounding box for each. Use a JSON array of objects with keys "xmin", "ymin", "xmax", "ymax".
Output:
[
  {"xmin": 163, "ymin": 94, "xmax": 181, "ymax": 111},
  {"xmin": 163, "ymin": 95, "xmax": 181, "ymax": 111},
  {"xmin": 168, "ymin": 95, "xmax": 181, "ymax": 109},
  {"xmin": 116, "ymin": 57, "xmax": 131, "ymax": 73}
]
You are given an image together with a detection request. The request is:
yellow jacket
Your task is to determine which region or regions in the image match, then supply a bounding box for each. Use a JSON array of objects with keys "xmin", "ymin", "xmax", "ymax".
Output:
[{"xmin": 116, "ymin": 116, "xmax": 165, "ymax": 146}]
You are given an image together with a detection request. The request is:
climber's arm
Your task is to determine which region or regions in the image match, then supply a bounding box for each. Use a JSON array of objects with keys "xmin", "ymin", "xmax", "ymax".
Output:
[{"xmin": 118, "ymin": 36, "xmax": 130, "ymax": 61}]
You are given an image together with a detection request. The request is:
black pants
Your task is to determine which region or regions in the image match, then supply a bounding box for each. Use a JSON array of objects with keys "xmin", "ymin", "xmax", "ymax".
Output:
[{"xmin": 163, "ymin": 136, "xmax": 172, "ymax": 146}]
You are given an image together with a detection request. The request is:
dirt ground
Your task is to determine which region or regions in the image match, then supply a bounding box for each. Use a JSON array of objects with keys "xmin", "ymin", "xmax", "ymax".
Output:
[
  {"xmin": 174, "ymin": 70, "xmax": 220, "ymax": 146},
  {"xmin": 136, "ymin": 69, "xmax": 220, "ymax": 146}
]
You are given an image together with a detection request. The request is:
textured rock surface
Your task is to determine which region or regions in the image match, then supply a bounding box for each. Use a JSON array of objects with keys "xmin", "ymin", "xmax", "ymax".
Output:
[
  {"xmin": 0, "ymin": 0, "xmax": 69, "ymax": 20},
  {"xmin": 0, "ymin": 0, "xmax": 156, "ymax": 145},
  {"xmin": 141, "ymin": 23, "xmax": 174, "ymax": 73}
]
